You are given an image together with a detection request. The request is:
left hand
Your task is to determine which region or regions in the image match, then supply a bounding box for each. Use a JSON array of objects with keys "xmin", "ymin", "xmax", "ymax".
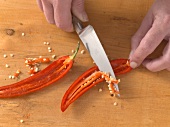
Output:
[
  {"xmin": 36, "ymin": 0, "xmax": 88, "ymax": 32},
  {"xmin": 129, "ymin": 0, "xmax": 170, "ymax": 72}
]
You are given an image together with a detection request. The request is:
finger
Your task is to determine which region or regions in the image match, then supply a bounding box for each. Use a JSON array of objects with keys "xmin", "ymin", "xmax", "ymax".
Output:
[
  {"xmin": 130, "ymin": 9, "xmax": 153, "ymax": 58},
  {"xmin": 36, "ymin": 0, "xmax": 44, "ymax": 12},
  {"xmin": 53, "ymin": 0, "xmax": 74, "ymax": 32},
  {"xmin": 142, "ymin": 41, "xmax": 170, "ymax": 72},
  {"xmin": 72, "ymin": 0, "xmax": 88, "ymax": 22},
  {"xmin": 130, "ymin": 19, "xmax": 167, "ymax": 68},
  {"xmin": 41, "ymin": 0, "xmax": 55, "ymax": 24},
  {"xmin": 142, "ymin": 57, "xmax": 167, "ymax": 72}
]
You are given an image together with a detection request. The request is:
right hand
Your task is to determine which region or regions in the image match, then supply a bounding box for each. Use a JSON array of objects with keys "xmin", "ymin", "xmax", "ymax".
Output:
[
  {"xmin": 36, "ymin": 0, "xmax": 88, "ymax": 32},
  {"xmin": 129, "ymin": 0, "xmax": 170, "ymax": 72}
]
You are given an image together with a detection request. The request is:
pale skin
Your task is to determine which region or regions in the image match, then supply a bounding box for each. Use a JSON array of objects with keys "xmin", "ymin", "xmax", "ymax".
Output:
[
  {"xmin": 37, "ymin": 0, "xmax": 170, "ymax": 72},
  {"xmin": 36, "ymin": 0, "xmax": 88, "ymax": 32}
]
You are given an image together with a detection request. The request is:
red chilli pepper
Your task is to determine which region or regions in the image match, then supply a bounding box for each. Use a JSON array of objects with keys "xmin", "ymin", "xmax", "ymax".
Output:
[
  {"xmin": 0, "ymin": 42, "xmax": 80, "ymax": 98},
  {"xmin": 61, "ymin": 59, "xmax": 132, "ymax": 112}
]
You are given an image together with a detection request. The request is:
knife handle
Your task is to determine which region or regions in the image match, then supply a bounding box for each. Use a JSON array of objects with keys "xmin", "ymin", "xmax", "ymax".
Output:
[{"xmin": 72, "ymin": 16, "xmax": 84, "ymax": 34}]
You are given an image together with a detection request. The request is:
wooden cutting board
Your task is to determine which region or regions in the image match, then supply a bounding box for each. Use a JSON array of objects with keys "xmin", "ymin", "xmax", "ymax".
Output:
[{"xmin": 0, "ymin": 0, "xmax": 170, "ymax": 127}]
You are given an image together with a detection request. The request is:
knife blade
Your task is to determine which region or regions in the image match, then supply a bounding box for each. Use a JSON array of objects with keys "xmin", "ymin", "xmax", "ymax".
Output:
[{"xmin": 73, "ymin": 16, "xmax": 120, "ymax": 97}]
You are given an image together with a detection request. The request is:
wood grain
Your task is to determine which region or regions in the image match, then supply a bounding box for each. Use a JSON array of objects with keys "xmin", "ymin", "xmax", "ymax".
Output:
[{"xmin": 1, "ymin": 0, "xmax": 170, "ymax": 127}]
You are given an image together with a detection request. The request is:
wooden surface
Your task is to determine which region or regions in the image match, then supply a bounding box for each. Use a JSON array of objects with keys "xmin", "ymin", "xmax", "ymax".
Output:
[{"xmin": 0, "ymin": 0, "xmax": 170, "ymax": 127}]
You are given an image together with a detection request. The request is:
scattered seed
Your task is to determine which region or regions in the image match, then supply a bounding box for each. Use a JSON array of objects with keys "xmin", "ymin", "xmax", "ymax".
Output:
[
  {"xmin": 25, "ymin": 60, "xmax": 28, "ymax": 64},
  {"xmin": 10, "ymin": 54, "xmax": 14, "ymax": 57},
  {"xmin": 6, "ymin": 29, "xmax": 15, "ymax": 36},
  {"xmin": 113, "ymin": 102, "xmax": 118, "ymax": 106},
  {"xmin": 43, "ymin": 58, "xmax": 47, "ymax": 61},
  {"xmin": 5, "ymin": 64, "xmax": 9, "ymax": 68},
  {"xmin": 34, "ymin": 67, "xmax": 39, "ymax": 72},
  {"xmin": 44, "ymin": 42, "xmax": 47, "ymax": 45},
  {"xmin": 16, "ymin": 70, "xmax": 21, "ymax": 74},
  {"xmin": 9, "ymin": 75, "xmax": 12, "ymax": 79},
  {"xmin": 72, "ymin": 50, "xmax": 75, "ymax": 53},
  {"xmin": 21, "ymin": 33, "xmax": 25, "ymax": 36},
  {"xmin": 30, "ymin": 67, "xmax": 33, "ymax": 70},
  {"xmin": 48, "ymin": 47, "xmax": 51, "ymax": 50},
  {"xmin": 33, "ymin": 58, "xmax": 37, "ymax": 61},
  {"xmin": 110, "ymin": 91, "xmax": 113, "ymax": 94},
  {"xmin": 109, "ymin": 87, "xmax": 112, "ymax": 91},
  {"xmin": 3, "ymin": 54, "xmax": 7, "ymax": 58},
  {"xmin": 11, "ymin": 76, "xmax": 15, "ymax": 79},
  {"xmin": 30, "ymin": 74, "xmax": 34, "ymax": 76},
  {"xmin": 101, "ymin": 75, "xmax": 104, "ymax": 78},
  {"xmin": 80, "ymin": 50, "xmax": 85, "ymax": 54},
  {"xmin": 48, "ymin": 49, "xmax": 52, "ymax": 53},
  {"xmin": 52, "ymin": 55, "xmax": 56, "ymax": 59},
  {"xmin": 20, "ymin": 119, "xmax": 24, "ymax": 123},
  {"xmin": 46, "ymin": 42, "xmax": 50, "ymax": 45},
  {"xmin": 98, "ymin": 88, "xmax": 103, "ymax": 92}
]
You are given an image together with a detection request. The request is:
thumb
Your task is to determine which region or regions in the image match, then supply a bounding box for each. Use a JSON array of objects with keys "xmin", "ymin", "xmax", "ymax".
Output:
[{"xmin": 71, "ymin": 0, "xmax": 89, "ymax": 22}]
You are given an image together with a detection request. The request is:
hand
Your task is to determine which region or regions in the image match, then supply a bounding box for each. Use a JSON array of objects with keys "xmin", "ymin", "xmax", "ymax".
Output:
[
  {"xmin": 129, "ymin": 0, "xmax": 170, "ymax": 72},
  {"xmin": 36, "ymin": 0, "xmax": 88, "ymax": 32}
]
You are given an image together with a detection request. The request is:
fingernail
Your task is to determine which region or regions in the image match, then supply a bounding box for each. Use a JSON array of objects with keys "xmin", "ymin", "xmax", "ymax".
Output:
[
  {"xmin": 82, "ymin": 13, "xmax": 89, "ymax": 22},
  {"xmin": 130, "ymin": 62, "xmax": 138, "ymax": 69}
]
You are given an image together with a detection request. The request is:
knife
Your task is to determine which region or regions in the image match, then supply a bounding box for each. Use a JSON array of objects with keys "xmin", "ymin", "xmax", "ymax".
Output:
[{"xmin": 72, "ymin": 16, "xmax": 120, "ymax": 97}]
